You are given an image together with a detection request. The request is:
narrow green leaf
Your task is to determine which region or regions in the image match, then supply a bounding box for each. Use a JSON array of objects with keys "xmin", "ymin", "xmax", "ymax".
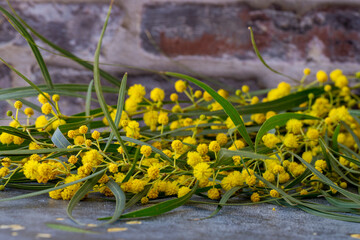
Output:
[
  {"xmin": 165, "ymin": 72, "xmax": 253, "ymax": 149},
  {"xmin": 104, "ymin": 73, "xmax": 127, "ymax": 152},
  {"xmin": 67, "ymin": 168, "xmax": 105, "ymax": 225},
  {"xmin": 255, "ymin": 113, "xmax": 319, "ymax": 151},
  {"xmin": 93, "ymin": 1, "xmax": 130, "ymax": 162},
  {"xmin": 248, "ymin": 26, "xmax": 298, "ymax": 83},
  {"xmin": 332, "ymin": 124, "xmax": 341, "ymax": 152},
  {"xmin": 85, "ymin": 80, "xmax": 94, "ymax": 118},
  {"xmin": 205, "ymin": 186, "xmax": 241, "ymax": 219},
  {"xmin": 103, "ymin": 178, "xmax": 126, "ymax": 225},
  {"xmin": 0, "ymin": 147, "xmax": 85, "ymax": 156},
  {"xmin": 46, "ymin": 223, "xmax": 98, "ymax": 234},
  {"xmin": 125, "ymin": 185, "xmax": 151, "ymax": 209},
  {"xmin": 290, "ymin": 151, "xmax": 360, "ymax": 205},
  {"xmin": 51, "ymin": 128, "xmax": 72, "ymax": 149},
  {"xmin": 100, "ymin": 182, "xmax": 198, "ymax": 220},
  {"xmin": 0, "ymin": 6, "xmax": 53, "ymax": 88},
  {"xmin": 5, "ymin": 1, "xmax": 121, "ymax": 87},
  {"xmin": 0, "ymin": 57, "xmax": 54, "ymax": 107}
]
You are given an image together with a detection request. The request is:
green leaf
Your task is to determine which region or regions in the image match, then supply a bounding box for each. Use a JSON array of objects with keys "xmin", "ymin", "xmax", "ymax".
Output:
[
  {"xmin": 46, "ymin": 223, "xmax": 98, "ymax": 234},
  {"xmin": 248, "ymin": 26, "xmax": 298, "ymax": 83},
  {"xmin": 0, "ymin": 6, "xmax": 53, "ymax": 89},
  {"xmin": 216, "ymin": 148, "xmax": 274, "ymax": 167},
  {"xmin": 125, "ymin": 185, "xmax": 151, "ymax": 209},
  {"xmin": 51, "ymin": 128, "xmax": 72, "ymax": 149},
  {"xmin": 103, "ymin": 178, "xmax": 126, "ymax": 225},
  {"xmin": 67, "ymin": 168, "xmax": 106, "ymax": 225},
  {"xmin": 100, "ymin": 182, "xmax": 198, "ymax": 220},
  {"xmin": 5, "ymin": 1, "xmax": 121, "ymax": 87},
  {"xmin": 104, "ymin": 73, "xmax": 127, "ymax": 152},
  {"xmin": 290, "ymin": 151, "xmax": 360, "ymax": 205},
  {"xmin": 93, "ymin": 2, "xmax": 130, "ymax": 162},
  {"xmin": 0, "ymin": 57, "xmax": 54, "ymax": 107},
  {"xmin": 0, "ymin": 147, "xmax": 85, "ymax": 156},
  {"xmin": 255, "ymin": 113, "xmax": 319, "ymax": 151},
  {"xmin": 165, "ymin": 72, "xmax": 253, "ymax": 149},
  {"xmin": 332, "ymin": 124, "xmax": 341, "ymax": 152},
  {"xmin": 205, "ymin": 186, "xmax": 241, "ymax": 219},
  {"xmin": 85, "ymin": 80, "xmax": 94, "ymax": 119}
]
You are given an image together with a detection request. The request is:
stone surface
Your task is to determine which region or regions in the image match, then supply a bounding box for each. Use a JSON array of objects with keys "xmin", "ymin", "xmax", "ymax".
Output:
[
  {"xmin": 0, "ymin": 0, "xmax": 360, "ymax": 94},
  {"xmin": 0, "ymin": 189, "xmax": 359, "ymax": 240},
  {"xmin": 141, "ymin": 3, "xmax": 360, "ymax": 63}
]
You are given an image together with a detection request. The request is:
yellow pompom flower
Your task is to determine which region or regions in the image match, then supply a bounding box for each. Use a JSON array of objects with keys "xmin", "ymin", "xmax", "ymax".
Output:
[
  {"xmin": 283, "ymin": 134, "xmax": 299, "ymax": 148},
  {"xmin": 0, "ymin": 133, "xmax": 13, "ymax": 145},
  {"xmin": 41, "ymin": 103, "xmax": 52, "ymax": 115},
  {"xmin": 196, "ymin": 143, "xmax": 208, "ymax": 156},
  {"xmin": 128, "ymin": 84, "xmax": 146, "ymax": 101},
  {"xmin": 286, "ymin": 119, "xmax": 303, "ymax": 134},
  {"xmin": 52, "ymin": 119, "xmax": 66, "ymax": 130},
  {"xmin": 302, "ymin": 151, "xmax": 313, "ymax": 163},
  {"xmin": 38, "ymin": 92, "xmax": 50, "ymax": 104},
  {"xmin": 147, "ymin": 165, "xmax": 160, "ymax": 180},
  {"xmin": 330, "ymin": 69, "xmax": 342, "ymax": 81},
  {"xmin": 158, "ymin": 112, "xmax": 169, "ymax": 125},
  {"xmin": 250, "ymin": 192, "xmax": 260, "ymax": 202},
  {"xmin": 35, "ymin": 115, "xmax": 52, "ymax": 132},
  {"xmin": 150, "ymin": 88, "xmax": 165, "ymax": 102},
  {"xmin": 125, "ymin": 98, "xmax": 138, "ymax": 112},
  {"xmin": 0, "ymin": 167, "xmax": 9, "ymax": 178},
  {"xmin": 79, "ymin": 125, "xmax": 88, "ymax": 134},
  {"xmin": 242, "ymin": 85, "xmax": 250, "ymax": 93},
  {"xmin": 193, "ymin": 162, "xmax": 213, "ymax": 181},
  {"xmin": 117, "ymin": 146, "xmax": 124, "ymax": 154},
  {"xmin": 194, "ymin": 90, "xmax": 202, "ymax": 98},
  {"xmin": 208, "ymin": 188, "xmax": 221, "ymax": 200},
  {"xmin": 216, "ymin": 133, "xmax": 228, "ymax": 146},
  {"xmin": 217, "ymin": 89, "xmax": 229, "ymax": 99},
  {"xmin": 303, "ymin": 68, "xmax": 311, "ymax": 75},
  {"xmin": 139, "ymin": 145, "xmax": 152, "ymax": 158},
  {"xmin": 175, "ymin": 80, "xmax": 187, "ymax": 93},
  {"xmin": 324, "ymin": 85, "xmax": 331, "ymax": 92},
  {"xmin": 209, "ymin": 141, "xmax": 220, "ymax": 152},
  {"xmin": 187, "ymin": 151, "xmax": 202, "ymax": 167},
  {"xmin": 170, "ymin": 93, "xmax": 178, "ymax": 102},
  {"xmin": 177, "ymin": 186, "xmax": 191, "ymax": 198},
  {"xmin": 171, "ymin": 140, "xmax": 183, "ymax": 152},
  {"xmin": 315, "ymin": 159, "xmax": 327, "ymax": 170},
  {"xmin": 74, "ymin": 135, "xmax": 85, "ymax": 145},
  {"xmin": 68, "ymin": 155, "xmax": 78, "ymax": 164},
  {"xmin": 335, "ymin": 75, "xmax": 348, "ymax": 88},
  {"xmin": 52, "ymin": 94, "xmax": 60, "ymax": 102},
  {"xmin": 203, "ymin": 91, "xmax": 213, "ymax": 101},
  {"xmin": 92, "ymin": 130, "xmax": 100, "ymax": 140},
  {"xmin": 24, "ymin": 107, "xmax": 34, "ymax": 116},
  {"xmin": 14, "ymin": 101, "xmax": 22, "ymax": 109},
  {"xmin": 67, "ymin": 130, "xmax": 76, "ymax": 139},
  {"xmin": 306, "ymin": 128, "xmax": 319, "ymax": 140},
  {"xmin": 316, "ymin": 70, "xmax": 328, "ymax": 83},
  {"xmin": 270, "ymin": 189, "xmax": 280, "ymax": 198},
  {"xmin": 262, "ymin": 133, "xmax": 280, "ymax": 148},
  {"xmin": 23, "ymin": 159, "xmax": 40, "ymax": 180}
]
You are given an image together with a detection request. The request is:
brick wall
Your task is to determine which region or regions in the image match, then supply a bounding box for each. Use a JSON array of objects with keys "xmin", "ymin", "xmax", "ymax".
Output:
[{"xmin": 1, "ymin": 0, "xmax": 360, "ymax": 114}]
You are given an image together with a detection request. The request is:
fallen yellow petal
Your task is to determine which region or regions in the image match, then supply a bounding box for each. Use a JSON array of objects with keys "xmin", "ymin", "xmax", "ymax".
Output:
[
  {"xmin": 126, "ymin": 221, "xmax": 142, "ymax": 225},
  {"xmin": 36, "ymin": 233, "xmax": 52, "ymax": 238},
  {"xmin": 107, "ymin": 227, "xmax": 128, "ymax": 232},
  {"xmin": 351, "ymin": 234, "xmax": 360, "ymax": 239}
]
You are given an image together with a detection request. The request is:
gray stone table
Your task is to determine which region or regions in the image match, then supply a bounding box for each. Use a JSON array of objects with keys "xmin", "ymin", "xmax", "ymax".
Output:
[{"xmin": 0, "ymin": 189, "xmax": 359, "ymax": 240}]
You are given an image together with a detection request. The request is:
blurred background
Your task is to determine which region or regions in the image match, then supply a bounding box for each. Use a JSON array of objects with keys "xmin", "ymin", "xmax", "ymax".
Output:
[{"xmin": 0, "ymin": 0, "xmax": 360, "ymax": 115}]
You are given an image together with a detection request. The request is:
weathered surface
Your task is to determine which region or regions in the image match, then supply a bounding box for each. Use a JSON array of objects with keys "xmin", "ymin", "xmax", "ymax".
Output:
[
  {"xmin": 0, "ymin": 189, "xmax": 359, "ymax": 240},
  {"xmin": 141, "ymin": 3, "xmax": 360, "ymax": 63}
]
